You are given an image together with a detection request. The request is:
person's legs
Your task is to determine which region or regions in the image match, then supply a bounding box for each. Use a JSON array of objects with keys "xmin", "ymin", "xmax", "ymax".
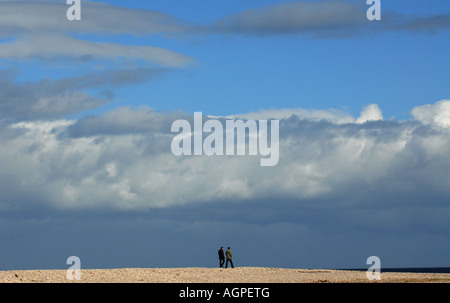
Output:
[
  {"xmin": 220, "ymin": 259, "xmax": 224, "ymax": 268},
  {"xmin": 230, "ymin": 259, "xmax": 234, "ymax": 268}
]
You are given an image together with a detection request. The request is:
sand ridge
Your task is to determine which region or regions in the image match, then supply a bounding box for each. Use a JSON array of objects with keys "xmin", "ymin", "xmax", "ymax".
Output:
[{"xmin": 1, "ymin": 267, "xmax": 450, "ymax": 283}]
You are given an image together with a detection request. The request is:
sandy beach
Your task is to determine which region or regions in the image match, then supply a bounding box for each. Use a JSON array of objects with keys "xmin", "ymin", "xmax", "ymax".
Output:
[{"xmin": 1, "ymin": 267, "xmax": 449, "ymax": 283}]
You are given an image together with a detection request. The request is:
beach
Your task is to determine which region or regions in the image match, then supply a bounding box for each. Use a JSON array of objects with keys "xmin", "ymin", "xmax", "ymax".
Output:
[{"xmin": 1, "ymin": 267, "xmax": 449, "ymax": 283}]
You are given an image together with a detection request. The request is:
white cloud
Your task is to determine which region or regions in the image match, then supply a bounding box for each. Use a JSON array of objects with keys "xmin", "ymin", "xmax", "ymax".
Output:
[
  {"xmin": 105, "ymin": 162, "xmax": 118, "ymax": 178},
  {"xmin": 411, "ymin": 99, "xmax": 450, "ymax": 128},
  {"xmin": 356, "ymin": 103, "xmax": 383, "ymax": 124}
]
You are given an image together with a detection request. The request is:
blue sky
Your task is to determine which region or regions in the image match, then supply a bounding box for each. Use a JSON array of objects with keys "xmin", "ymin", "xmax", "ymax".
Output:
[{"xmin": 0, "ymin": 0, "xmax": 449, "ymax": 271}]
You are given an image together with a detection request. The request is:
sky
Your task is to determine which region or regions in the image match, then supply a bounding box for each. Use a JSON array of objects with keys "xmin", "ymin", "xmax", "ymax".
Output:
[{"xmin": 0, "ymin": 0, "xmax": 449, "ymax": 271}]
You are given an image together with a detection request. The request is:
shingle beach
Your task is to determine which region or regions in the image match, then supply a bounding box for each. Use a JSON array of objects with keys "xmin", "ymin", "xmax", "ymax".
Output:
[{"xmin": 1, "ymin": 267, "xmax": 449, "ymax": 283}]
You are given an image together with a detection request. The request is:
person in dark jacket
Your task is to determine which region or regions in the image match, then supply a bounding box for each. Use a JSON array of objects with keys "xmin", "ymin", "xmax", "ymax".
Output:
[
  {"xmin": 218, "ymin": 247, "xmax": 225, "ymax": 268},
  {"xmin": 225, "ymin": 247, "xmax": 234, "ymax": 268}
]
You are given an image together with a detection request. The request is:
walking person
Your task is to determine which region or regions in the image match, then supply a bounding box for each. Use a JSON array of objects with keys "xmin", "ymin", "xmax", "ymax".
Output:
[
  {"xmin": 218, "ymin": 246, "xmax": 225, "ymax": 268},
  {"xmin": 225, "ymin": 247, "xmax": 234, "ymax": 268}
]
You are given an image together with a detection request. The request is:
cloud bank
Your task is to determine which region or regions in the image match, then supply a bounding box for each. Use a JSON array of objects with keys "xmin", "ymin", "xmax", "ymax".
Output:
[{"xmin": 2, "ymin": 100, "xmax": 450, "ymax": 214}]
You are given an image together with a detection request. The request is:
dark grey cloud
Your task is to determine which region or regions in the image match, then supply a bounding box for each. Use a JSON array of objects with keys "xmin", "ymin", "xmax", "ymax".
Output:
[
  {"xmin": 0, "ymin": 1, "xmax": 194, "ymax": 66},
  {"xmin": 212, "ymin": 1, "xmax": 367, "ymax": 37},
  {"xmin": 0, "ymin": 72, "xmax": 108, "ymax": 122},
  {"xmin": 0, "ymin": 34, "xmax": 194, "ymax": 66},
  {"xmin": 0, "ymin": 68, "xmax": 164, "ymax": 122},
  {"xmin": 66, "ymin": 106, "xmax": 189, "ymax": 138},
  {"xmin": 210, "ymin": 1, "xmax": 450, "ymax": 38},
  {"xmin": 385, "ymin": 13, "xmax": 450, "ymax": 34},
  {"xmin": 61, "ymin": 68, "xmax": 167, "ymax": 90},
  {"xmin": 1, "ymin": 195, "xmax": 449, "ymax": 270},
  {"xmin": 0, "ymin": 1, "xmax": 190, "ymax": 37}
]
